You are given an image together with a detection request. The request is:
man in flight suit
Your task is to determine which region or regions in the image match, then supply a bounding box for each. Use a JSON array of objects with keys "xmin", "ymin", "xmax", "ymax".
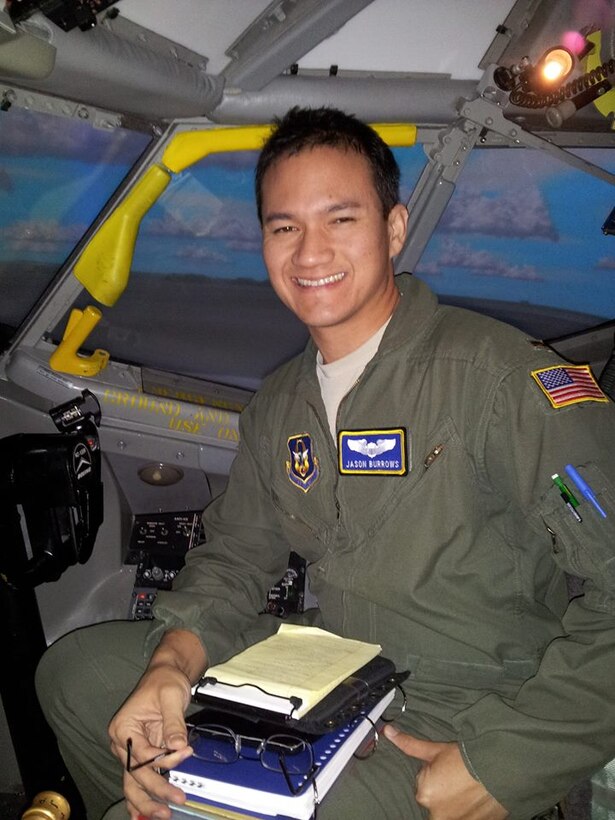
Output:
[{"xmin": 37, "ymin": 107, "xmax": 615, "ymax": 820}]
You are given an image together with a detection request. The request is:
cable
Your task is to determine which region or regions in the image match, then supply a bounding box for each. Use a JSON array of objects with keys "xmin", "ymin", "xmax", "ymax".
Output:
[{"xmin": 510, "ymin": 58, "xmax": 615, "ymax": 109}]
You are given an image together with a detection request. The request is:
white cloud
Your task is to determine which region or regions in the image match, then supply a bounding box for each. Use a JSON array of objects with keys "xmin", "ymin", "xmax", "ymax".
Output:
[
  {"xmin": 440, "ymin": 186, "xmax": 558, "ymax": 240},
  {"xmin": 436, "ymin": 239, "xmax": 544, "ymax": 280},
  {"xmin": 176, "ymin": 245, "xmax": 226, "ymax": 263},
  {"xmin": 415, "ymin": 260, "xmax": 441, "ymax": 277},
  {"xmin": 145, "ymin": 197, "xmax": 261, "ymax": 249},
  {"xmin": 1, "ymin": 219, "xmax": 85, "ymax": 252},
  {"xmin": 596, "ymin": 257, "xmax": 615, "ymax": 269}
]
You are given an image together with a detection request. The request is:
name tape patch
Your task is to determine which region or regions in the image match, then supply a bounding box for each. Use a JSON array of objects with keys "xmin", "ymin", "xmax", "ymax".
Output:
[
  {"xmin": 338, "ymin": 428, "xmax": 408, "ymax": 476},
  {"xmin": 531, "ymin": 364, "xmax": 608, "ymax": 409}
]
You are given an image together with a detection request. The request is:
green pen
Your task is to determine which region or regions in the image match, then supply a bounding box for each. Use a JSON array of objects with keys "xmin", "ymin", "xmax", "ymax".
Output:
[
  {"xmin": 551, "ymin": 473, "xmax": 580, "ymax": 507},
  {"xmin": 552, "ymin": 473, "xmax": 583, "ymax": 521}
]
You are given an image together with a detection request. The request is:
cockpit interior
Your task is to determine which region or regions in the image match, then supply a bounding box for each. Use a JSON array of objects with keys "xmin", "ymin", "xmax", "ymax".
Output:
[{"xmin": 0, "ymin": 0, "xmax": 614, "ymax": 816}]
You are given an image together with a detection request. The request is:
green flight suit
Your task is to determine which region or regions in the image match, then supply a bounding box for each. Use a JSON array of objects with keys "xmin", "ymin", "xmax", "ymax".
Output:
[
  {"xmin": 148, "ymin": 273, "xmax": 615, "ymax": 817},
  {"xmin": 38, "ymin": 274, "xmax": 615, "ymax": 819}
]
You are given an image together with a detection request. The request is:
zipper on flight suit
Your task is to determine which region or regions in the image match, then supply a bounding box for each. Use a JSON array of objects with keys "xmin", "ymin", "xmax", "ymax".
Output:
[
  {"xmin": 333, "ymin": 375, "xmax": 366, "ymax": 509},
  {"xmin": 334, "ymin": 376, "xmax": 362, "ymax": 436},
  {"xmin": 305, "ymin": 398, "xmax": 341, "ymax": 522},
  {"xmin": 543, "ymin": 521, "xmax": 559, "ymax": 554},
  {"xmin": 424, "ymin": 443, "xmax": 445, "ymax": 469}
]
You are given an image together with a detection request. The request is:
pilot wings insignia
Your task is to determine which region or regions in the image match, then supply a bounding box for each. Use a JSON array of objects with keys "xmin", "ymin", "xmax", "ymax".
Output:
[{"xmin": 347, "ymin": 438, "xmax": 396, "ymax": 458}]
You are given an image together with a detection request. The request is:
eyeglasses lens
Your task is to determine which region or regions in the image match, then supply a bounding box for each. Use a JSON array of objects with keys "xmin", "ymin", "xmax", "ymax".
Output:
[
  {"xmin": 190, "ymin": 725, "xmax": 238, "ymax": 764},
  {"xmin": 261, "ymin": 735, "xmax": 312, "ymax": 775},
  {"xmin": 189, "ymin": 726, "xmax": 313, "ymax": 776}
]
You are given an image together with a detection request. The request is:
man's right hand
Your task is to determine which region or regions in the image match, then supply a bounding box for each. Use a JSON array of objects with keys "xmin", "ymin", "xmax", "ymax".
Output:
[{"xmin": 107, "ymin": 629, "xmax": 207, "ymax": 820}]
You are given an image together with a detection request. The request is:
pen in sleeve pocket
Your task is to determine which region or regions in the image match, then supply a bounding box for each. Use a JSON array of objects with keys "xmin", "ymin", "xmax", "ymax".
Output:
[
  {"xmin": 564, "ymin": 464, "xmax": 607, "ymax": 519},
  {"xmin": 551, "ymin": 474, "xmax": 582, "ymax": 522}
]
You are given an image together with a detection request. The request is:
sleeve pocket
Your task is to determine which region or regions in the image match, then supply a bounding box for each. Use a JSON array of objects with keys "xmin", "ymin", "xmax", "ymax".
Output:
[{"xmin": 538, "ymin": 462, "xmax": 615, "ymax": 606}]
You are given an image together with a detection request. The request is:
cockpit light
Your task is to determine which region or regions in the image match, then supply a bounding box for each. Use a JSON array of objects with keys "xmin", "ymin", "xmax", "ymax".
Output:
[{"xmin": 537, "ymin": 47, "xmax": 574, "ymax": 86}]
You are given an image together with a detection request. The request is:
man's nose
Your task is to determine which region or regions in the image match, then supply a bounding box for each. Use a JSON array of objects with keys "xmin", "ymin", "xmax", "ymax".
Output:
[{"xmin": 292, "ymin": 226, "xmax": 334, "ymax": 267}]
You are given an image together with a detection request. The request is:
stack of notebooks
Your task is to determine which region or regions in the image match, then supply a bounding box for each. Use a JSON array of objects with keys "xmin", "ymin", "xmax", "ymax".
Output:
[{"xmin": 168, "ymin": 625, "xmax": 404, "ymax": 820}]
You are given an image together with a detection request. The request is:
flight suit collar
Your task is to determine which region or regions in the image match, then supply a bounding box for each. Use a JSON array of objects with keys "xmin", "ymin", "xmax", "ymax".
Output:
[{"xmin": 295, "ymin": 272, "xmax": 439, "ymax": 395}]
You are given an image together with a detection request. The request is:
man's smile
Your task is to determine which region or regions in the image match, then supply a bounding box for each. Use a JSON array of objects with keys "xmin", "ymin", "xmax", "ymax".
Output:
[{"xmin": 294, "ymin": 271, "xmax": 346, "ymax": 288}]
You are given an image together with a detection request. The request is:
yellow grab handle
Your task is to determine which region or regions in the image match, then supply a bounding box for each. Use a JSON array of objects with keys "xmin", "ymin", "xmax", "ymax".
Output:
[
  {"xmin": 73, "ymin": 123, "xmax": 417, "ymax": 307},
  {"xmin": 162, "ymin": 123, "xmax": 417, "ymax": 174},
  {"xmin": 372, "ymin": 123, "xmax": 417, "ymax": 146},
  {"xmin": 74, "ymin": 165, "xmax": 171, "ymax": 306},
  {"xmin": 49, "ymin": 306, "xmax": 110, "ymax": 377},
  {"xmin": 162, "ymin": 125, "xmax": 273, "ymax": 173}
]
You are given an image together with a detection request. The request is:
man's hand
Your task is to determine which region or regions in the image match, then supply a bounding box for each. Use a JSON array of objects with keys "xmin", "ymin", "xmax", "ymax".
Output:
[
  {"xmin": 108, "ymin": 629, "xmax": 207, "ymax": 820},
  {"xmin": 383, "ymin": 726, "xmax": 508, "ymax": 820}
]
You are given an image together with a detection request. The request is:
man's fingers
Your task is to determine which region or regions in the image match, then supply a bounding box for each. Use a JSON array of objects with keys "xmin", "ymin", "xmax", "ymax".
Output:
[
  {"xmin": 383, "ymin": 725, "xmax": 445, "ymax": 762},
  {"xmin": 126, "ymin": 798, "xmax": 148, "ymax": 820},
  {"xmin": 162, "ymin": 725, "xmax": 188, "ymax": 752},
  {"xmin": 131, "ymin": 743, "xmax": 194, "ymax": 775},
  {"xmin": 124, "ymin": 773, "xmax": 171, "ymax": 820},
  {"xmin": 124, "ymin": 758, "xmax": 189, "ymax": 820},
  {"xmin": 159, "ymin": 683, "xmax": 191, "ymax": 751}
]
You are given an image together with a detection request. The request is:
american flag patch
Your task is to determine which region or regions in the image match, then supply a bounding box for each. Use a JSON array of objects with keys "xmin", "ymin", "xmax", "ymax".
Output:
[{"xmin": 531, "ymin": 364, "xmax": 608, "ymax": 409}]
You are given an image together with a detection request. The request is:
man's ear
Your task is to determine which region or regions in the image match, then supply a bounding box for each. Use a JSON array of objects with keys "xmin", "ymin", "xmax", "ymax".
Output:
[{"xmin": 388, "ymin": 204, "xmax": 409, "ymax": 258}]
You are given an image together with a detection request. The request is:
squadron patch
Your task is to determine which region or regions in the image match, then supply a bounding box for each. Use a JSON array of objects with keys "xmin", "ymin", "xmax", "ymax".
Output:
[
  {"xmin": 286, "ymin": 433, "xmax": 320, "ymax": 492},
  {"xmin": 338, "ymin": 428, "xmax": 408, "ymax": 475},
  {"xmin": 531, "ymin": 364, "xmax": 608, "ymax": 409}
]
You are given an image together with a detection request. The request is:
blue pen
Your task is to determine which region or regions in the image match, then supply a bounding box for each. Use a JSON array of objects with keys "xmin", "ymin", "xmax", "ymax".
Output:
[{"xmin": 565, "ymin": 464, "xmax": 607, "ymax": 519}]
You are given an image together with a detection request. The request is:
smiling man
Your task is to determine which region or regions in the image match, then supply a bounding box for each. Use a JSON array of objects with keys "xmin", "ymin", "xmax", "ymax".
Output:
[
  {"xmin": 259, "ymin": 141, "xmax": 406, "ymax": 363},
  {"xmin": 38, "ymin": 107, "xmax": 615, "ymax": 820}
]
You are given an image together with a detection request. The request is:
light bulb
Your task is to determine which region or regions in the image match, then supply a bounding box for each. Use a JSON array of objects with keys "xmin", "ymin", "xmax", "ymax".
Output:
[{"xmin": 540, "ymin": 48, "xmax": 574, "ymax": 84}]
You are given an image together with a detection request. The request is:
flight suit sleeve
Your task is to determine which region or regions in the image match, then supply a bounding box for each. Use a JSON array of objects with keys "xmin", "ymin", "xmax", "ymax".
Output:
[
  {"xmin": 453, "ymin": 359, "xmax": 615, "ymax": 817},
  {"xmin": 144, "ymin": 394, "xmax": 293, "ymax": 667}
]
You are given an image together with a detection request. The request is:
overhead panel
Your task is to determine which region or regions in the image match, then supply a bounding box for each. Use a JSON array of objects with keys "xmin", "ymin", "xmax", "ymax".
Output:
[
  {"xmin": 0, "ymin": 11, "xmax": 224, "ymax": 120},
  {"xmin": 479, "ymin": 0, "xmax": 547, "ymax": 69},
  {"xmin": 221, "ymin": 0, "xmax": 376, "ymax": 91}
]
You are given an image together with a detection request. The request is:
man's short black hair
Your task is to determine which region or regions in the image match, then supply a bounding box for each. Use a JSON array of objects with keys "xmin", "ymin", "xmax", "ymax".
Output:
[{"xmin": 255, "ymin": 106, "xmax": 401, "ymax": 224}]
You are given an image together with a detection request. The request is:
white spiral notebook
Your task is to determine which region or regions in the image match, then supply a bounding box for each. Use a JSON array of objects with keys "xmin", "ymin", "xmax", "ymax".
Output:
[{"xmin": 168, "ymin": 689, "xmax": 394, "ymax": 820}]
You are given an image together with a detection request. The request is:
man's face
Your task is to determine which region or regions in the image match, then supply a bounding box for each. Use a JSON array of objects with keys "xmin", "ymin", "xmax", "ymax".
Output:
[{"xmin": 260, "ymin": 145, "xmax": 407, "ymax": 359}]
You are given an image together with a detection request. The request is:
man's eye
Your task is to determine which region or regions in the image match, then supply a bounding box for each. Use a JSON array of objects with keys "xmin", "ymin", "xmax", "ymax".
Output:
[
  {"xmin": 273, "ymin": 225, "xmax": 296, "ymax": 234},
  {"xmin": 334, "ymin": 216, "xmax": 355, "ymax": 224}
]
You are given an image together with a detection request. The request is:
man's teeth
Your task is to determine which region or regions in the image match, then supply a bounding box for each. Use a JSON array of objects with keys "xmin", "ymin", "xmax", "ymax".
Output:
[{"xmin": 295, "ymin": 272, "xmax": 345, "ymax": 288}]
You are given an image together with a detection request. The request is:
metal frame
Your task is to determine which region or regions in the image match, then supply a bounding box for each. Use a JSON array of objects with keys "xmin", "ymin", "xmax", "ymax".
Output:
[
  {"xmin": 221, "ymin": 0, "xmax": 375, "ymax": 91},
  {"xmin": 397, "ymin": 70, "xmax": 615, "ymax": 275}
]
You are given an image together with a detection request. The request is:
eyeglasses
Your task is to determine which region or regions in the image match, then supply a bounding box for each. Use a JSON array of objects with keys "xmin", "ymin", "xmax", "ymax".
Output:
[
  {"xmin": 124, "ymin": 693, "xmax": 401, "ymax": 788},
  {"xmin": 381, "ymin": 683, "xmax": 407, "ymax": 723},
  {"xmin": 187, "ymin": 724, "xmax": 317, "ymax": 796},
  {"xmin": 125, "ymin": 737, "xmax": 172, "ymax": 773}
]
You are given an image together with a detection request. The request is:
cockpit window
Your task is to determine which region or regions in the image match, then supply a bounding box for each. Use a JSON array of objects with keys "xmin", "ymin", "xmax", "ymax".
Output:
[
  {"xmin": 0, "ymin": 106, "xmax": 150, "ymax": 350},
  {"xmin": 13, "ymin": 128, "xmax": 614, "ymax": 393},
  {"xmin": 419, "ymin": 146, "xmax": 615, "ymax": 339},
  {"xmin": 56, "ymin": 145, "xmax": 427, "ymax": 390}
]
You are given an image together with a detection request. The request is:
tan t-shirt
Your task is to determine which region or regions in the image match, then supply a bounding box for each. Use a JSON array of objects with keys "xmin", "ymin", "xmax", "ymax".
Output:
[{"xmin": 316, "ymin": 320, "xmax": 390, "ymax": 440}]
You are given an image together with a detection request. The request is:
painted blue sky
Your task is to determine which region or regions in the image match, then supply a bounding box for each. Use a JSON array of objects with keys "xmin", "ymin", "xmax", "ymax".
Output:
[
  {"xmin": 416, "ymin": 147, "xmax": 615, "ymax": 318},
  {"xmin": 1, "ymin": 107, "xmax": 614, "ymax": 324}
]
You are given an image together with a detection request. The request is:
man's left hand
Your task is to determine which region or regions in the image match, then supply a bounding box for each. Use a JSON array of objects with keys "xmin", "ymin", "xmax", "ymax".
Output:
[{"xmin": 383, "ymin": 725, "xmax": 508, "ymax": 820}]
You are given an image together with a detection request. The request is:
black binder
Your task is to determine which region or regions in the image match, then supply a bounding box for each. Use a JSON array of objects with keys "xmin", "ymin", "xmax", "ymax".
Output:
[{"xmin": 192, "ymin": 655, "xmax": 409, "ymax": 734}]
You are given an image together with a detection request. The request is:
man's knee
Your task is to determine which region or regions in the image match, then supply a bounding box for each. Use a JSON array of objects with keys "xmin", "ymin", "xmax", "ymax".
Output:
[
  {"xmin": 36, "ymin": 628, "xmax": 87, "ymax": 725},
  {"xmin": 36, "ymin": 620, "xmax": 151, "ymax": 736}
]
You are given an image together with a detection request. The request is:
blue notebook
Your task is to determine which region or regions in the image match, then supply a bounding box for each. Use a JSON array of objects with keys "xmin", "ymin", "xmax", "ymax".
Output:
[{"xmin": 168, "ymin": 689, "xmax": 394, "ymax": 820}]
